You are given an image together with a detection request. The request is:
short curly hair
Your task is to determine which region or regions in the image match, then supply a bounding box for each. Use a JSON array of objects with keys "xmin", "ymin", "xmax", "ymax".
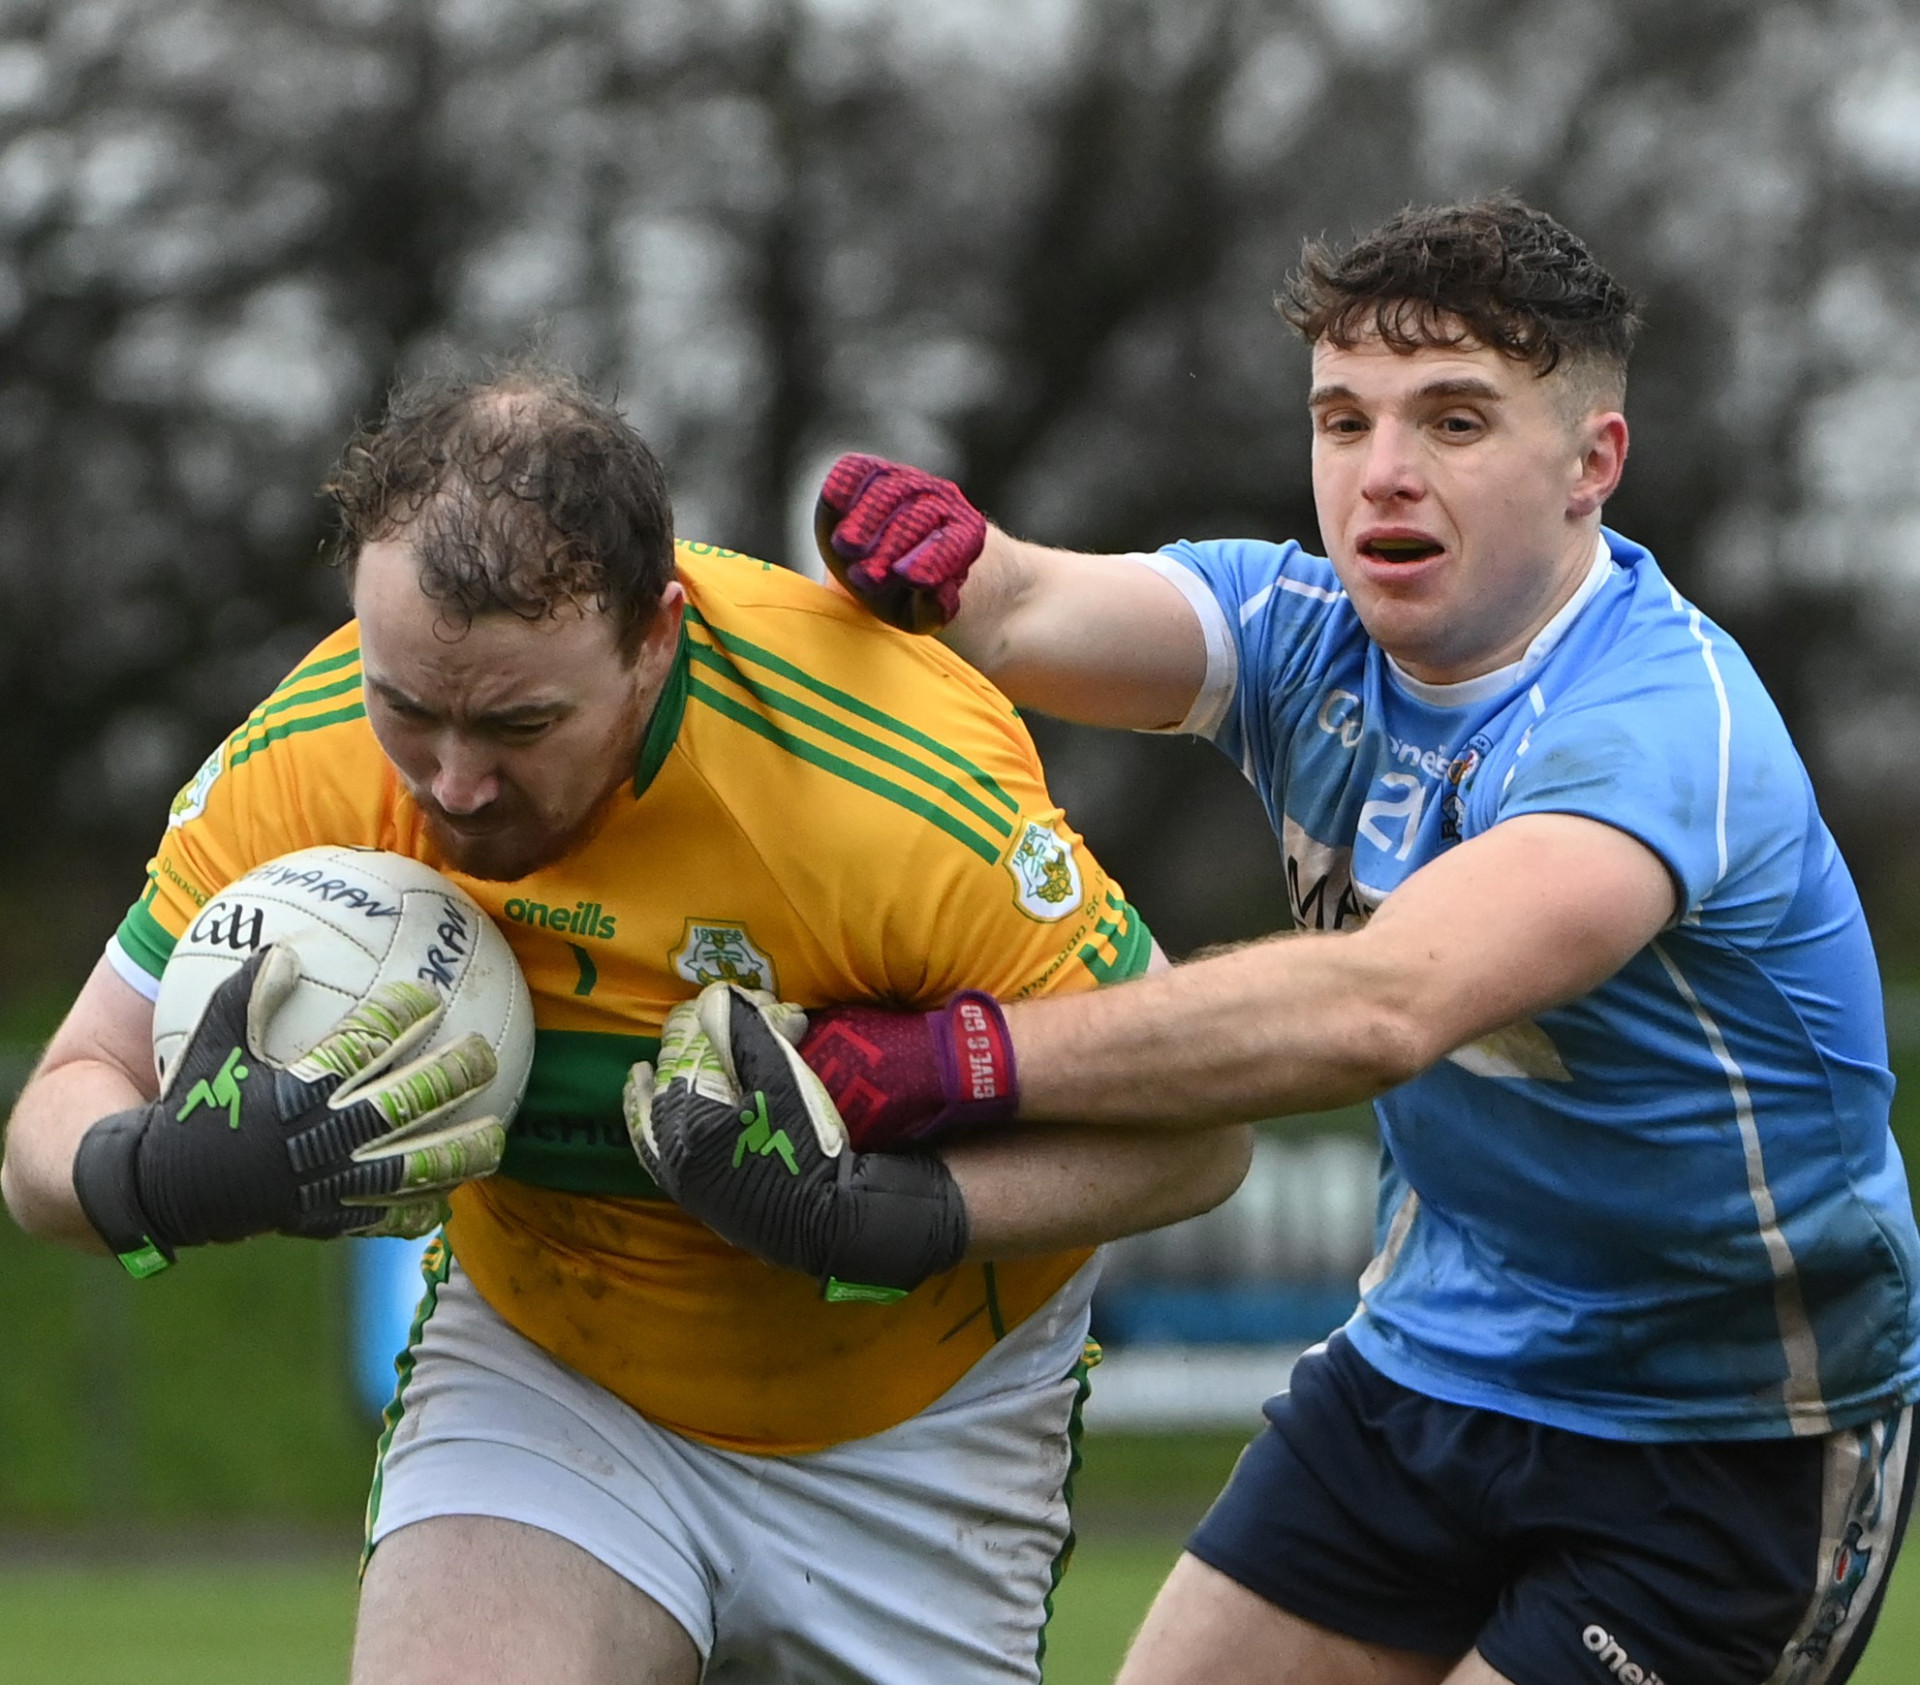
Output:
[
  {"xmin": 1278, "ymin": 197, "xmax": 1640, "ymax": 402},
  {"xmin": 322, "ymin": 364, "xmax": 675, "ymax": 661}
]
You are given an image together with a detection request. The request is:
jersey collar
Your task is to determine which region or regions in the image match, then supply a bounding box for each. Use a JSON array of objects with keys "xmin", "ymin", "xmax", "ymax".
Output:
[{"xmin": 631, "ymin": 619, "xmax": 690, "ymax": 799}]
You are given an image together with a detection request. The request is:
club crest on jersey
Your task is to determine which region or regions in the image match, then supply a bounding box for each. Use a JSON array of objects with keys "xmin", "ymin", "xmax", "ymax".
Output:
[
  {"xmin": 672, "ymin": 921, "xmax": 778, "ymax": 993},
  {"xmin": 1441, "ymin": 731, "xmax": 1494, "ymax": 843},
  {"xmin": 1005, "ymin": 819, "xmax": 1083, "ymax": 923},
  {"xmin": 167, "ymin": 742, "xmax": 226, "ymax": 830}
]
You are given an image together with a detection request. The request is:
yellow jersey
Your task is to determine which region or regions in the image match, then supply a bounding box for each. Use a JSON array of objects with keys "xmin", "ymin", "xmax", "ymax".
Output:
[{"xmin": 118, "ymin": 544, "xmax": 1152, "ymax": 1453}]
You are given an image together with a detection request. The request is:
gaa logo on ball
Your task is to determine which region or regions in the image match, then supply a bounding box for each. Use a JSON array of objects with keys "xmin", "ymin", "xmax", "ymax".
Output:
[{"xmin": 153, "ymin": 845, "xmax": 535, "ymax": 1137}]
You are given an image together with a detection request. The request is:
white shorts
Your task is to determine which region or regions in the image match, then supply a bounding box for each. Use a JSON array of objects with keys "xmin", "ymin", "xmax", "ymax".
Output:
[{"xmin": 365, "ymin": 1246, "xmax": 1101, "ymax": 1684}]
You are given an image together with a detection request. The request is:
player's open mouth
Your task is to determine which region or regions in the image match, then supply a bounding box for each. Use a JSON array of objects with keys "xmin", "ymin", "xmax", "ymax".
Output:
[{"xmin": 1360, "ymin": 537, "xmax": 1445, "ymax": 564}]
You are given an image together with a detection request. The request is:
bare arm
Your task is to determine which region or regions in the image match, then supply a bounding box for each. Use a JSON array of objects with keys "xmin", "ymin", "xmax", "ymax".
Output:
[
  {"xmin": 946, "ymin": 1121, "xmax": 1253, "ymax": 1260},
  {"xmin": 1006, "ymin": 813, "xmax": 1679, "ymax": 1127},
  {"xmin": 1, "ymin": 956, "xmax": 157, "ymax": 1249},
  {"xmin": 935, "ymin": 529, "xmax": 1211, "ymax": 730}
]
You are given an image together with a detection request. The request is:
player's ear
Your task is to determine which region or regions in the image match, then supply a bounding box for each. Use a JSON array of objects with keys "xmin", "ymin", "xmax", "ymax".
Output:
[
  {"xmin": 1567, "ymin": 411, "xmax": 1628, "ymax": 519},
  {"xmin": 632, "ymin": 580, "xmax": 686, "ymax": 677}
]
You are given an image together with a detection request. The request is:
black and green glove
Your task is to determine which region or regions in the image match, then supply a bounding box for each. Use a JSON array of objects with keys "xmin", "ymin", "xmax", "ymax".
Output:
[
  {"xmin": 73, "ymin": 944, "xmax": 506, "ymax": 1278},
  {"xmin": 624, "ymin": 984, "xmax": 970, "ymax": 1302}
]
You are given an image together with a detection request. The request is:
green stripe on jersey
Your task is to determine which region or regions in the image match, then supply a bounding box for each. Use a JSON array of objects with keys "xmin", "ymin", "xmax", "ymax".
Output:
[
  {"xmin": 239, "ymin": 669, "xmax": 362, "ymax": 732},
  {"xmin": 117, "ymin": 901, "xmax": 175, "ymax": 980},
  {"xmin": 228, "ymin": 701, "xmax": 368, "ymax": 768},
  {"xmin": 523, "ymin": 1027, "xmax": 660, "ymax": 1113},
  {"xmin": 1079, "ymin": 894, "xmax": 1154, "ymax": 986},
  {"xmin": 687, "ymin": 608, "xmax": 1021, "ymax": 818},
  {"xmin": 687, "ymin": 638, "xmax": 1014, "ymax": 840},
  {"xmin": 498, "ymin": 1028, "xmax": 667, "ymax": 1198},
  {"xmin": 279, "ymin": 647, "xmax": 362, "ymax": 689},
  {"xmin": 687, "ymin": 677, "xmax": 1004, "ymax": 865}
]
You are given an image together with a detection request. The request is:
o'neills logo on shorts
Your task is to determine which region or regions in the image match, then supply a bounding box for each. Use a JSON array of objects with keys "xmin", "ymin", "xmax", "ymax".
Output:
[{"xmin": 1581, "ymin": 1624, "xmax": 1665, "ymax": 1685}]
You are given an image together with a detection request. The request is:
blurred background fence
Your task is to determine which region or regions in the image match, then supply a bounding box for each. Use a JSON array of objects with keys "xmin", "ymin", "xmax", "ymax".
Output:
[{"xmin": 4, "ymin": 0, "xmax": 1920, "ymax": 1534}]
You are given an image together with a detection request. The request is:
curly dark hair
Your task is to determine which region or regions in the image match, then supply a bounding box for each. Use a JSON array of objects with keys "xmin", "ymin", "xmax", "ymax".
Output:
[
  {"xmin": 322, "ymin": 364, "xmax": 675, "ymax": 660},
  {"xmin": 1278, "ymin": 197, "xmax": 1640, "ymax": 393}
]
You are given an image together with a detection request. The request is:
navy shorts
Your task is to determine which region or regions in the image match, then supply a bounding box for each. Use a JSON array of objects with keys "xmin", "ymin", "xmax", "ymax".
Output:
[{"xmin": 1188, "ymin": 1334, "xmax": 1917, "ymax": 1685}]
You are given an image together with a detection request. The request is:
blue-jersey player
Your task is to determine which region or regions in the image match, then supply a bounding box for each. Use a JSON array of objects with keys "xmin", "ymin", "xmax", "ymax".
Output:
[{"xmin": 637, "ymin": 199, "xmax": 1920, "ymax": 1685}]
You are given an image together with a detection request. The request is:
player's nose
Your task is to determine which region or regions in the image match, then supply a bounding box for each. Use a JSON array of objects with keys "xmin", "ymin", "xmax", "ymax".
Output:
[
  {"xmin": 1360, "ymin": 420, "xmax": 1424, "ymax": 503},
  {"xmin": 429, "ymin": 738, "xmax": 501, "ymax": 815}
]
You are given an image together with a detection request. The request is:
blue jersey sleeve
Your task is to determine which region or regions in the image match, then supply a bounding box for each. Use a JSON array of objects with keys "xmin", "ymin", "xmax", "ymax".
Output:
[
  {"xmin": 1491, "ymin": 632, "xmax": 1809, "ymax": 932},
  {"xmin": 1155, "ymin": 538, "xmax": 1349, "ymax": 778}
]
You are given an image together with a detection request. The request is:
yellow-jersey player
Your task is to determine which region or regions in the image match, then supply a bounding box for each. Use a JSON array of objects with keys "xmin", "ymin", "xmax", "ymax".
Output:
[
  {"xmin": 118, "ymin": 542, "xmax": 1152, "ymax": 1452},
  {"xmin": 3, "ymin": 370, "xmax": 1249, "ymax": 1685}
]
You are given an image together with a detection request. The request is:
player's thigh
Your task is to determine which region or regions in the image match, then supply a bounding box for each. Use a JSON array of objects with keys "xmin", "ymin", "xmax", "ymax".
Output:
[
  {"xmin": 352, "ymin": 1514, "xmax": 700, "ymax": 1685},
  {"xmin": 364, "ymin": 1257, "xmax": 726, "ymax": 1663},
  {"xmin": 1117, "ymin": 1553, "xmax": 1456, "ymax": 1685}
]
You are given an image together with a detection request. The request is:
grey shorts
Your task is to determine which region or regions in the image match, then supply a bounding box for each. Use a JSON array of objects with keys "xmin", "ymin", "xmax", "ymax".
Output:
[{"xmin": 366, "ymin": 1243, "xmax": 1101, "ymax": 1684}]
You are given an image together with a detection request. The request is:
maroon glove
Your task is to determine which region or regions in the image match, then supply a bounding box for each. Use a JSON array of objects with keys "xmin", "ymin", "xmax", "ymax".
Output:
[
  {"xmin": 813, "ymin": 453, "xmax": 987, "ymax": 633},
  {"xmin": 799, "ymin": 991, "xmax": 1019, "ymax": 1152}
]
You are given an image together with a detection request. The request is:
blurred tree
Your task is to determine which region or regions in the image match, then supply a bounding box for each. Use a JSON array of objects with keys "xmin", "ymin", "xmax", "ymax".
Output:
[{"xmin": 1, "ymin": 0, "xmax": 1918, "ymax": 980}]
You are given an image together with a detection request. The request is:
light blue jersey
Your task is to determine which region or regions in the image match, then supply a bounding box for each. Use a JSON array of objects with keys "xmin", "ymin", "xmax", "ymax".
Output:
[{"xmin": 1147, "ymin": 529, "xmax": 1920, "ymax": 1441}]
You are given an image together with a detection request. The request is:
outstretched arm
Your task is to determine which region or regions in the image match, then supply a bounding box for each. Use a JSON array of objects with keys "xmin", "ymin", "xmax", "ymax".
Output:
[
  {"xmin": 816, "ymin": 454, "xmax": 1209, "ymax": 730},
  {"xmin": 1009, "ymin": 812, "xmax": 1679, "ymax": 1128},
  {"xmin": 941, "ymin": 532, "xmax": 1210, "ymax": 731}
]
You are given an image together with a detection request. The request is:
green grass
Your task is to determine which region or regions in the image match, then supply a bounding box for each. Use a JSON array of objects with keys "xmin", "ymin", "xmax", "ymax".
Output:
[
  {"xmin": 0, "ymin": 1529, "xmax": 1913, "ymax": 1683},
  {"xmin": 0, "ymin": 1220, "xmax": 378, "ymax": 1525},
  {"xmin": 0, "ymin": 1559, "xmax": 358, "ymax": 1684}
]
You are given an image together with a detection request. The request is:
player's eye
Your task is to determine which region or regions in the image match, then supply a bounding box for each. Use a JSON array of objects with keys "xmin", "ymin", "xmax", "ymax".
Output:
[
  {"xmin": 1435, "ymin": 412, "xmax": 1483, "ymax": 437},
  {"xmin": 492, "ymin": 719, "xmax": 556, "ymax": 744}
]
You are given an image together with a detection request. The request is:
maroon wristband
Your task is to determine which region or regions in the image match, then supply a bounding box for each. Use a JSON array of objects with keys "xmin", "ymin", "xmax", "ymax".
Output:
[{"xmin": 800, "ymin": 992, "xmax": 1019, "ymax": 1152}]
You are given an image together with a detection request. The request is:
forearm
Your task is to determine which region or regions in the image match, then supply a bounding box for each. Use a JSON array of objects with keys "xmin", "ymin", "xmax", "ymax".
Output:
[
  {"xmin": 945, "ymin": 1121, "xmax": 1254, "ymax": 1258},
  {"xmin": 0, "ymin": 1057, "xmax": 147, "ymax": 1250},
  {"xmin": 1008, "ymin": 931, "xmax": 1427, "ymax": 1129},
  {"xmin": 1003, "ymin": 815, "xmax": 1681, "ymax": 1130},
  {"xmin": 933, "ymin": 528, "xmax": 1049, "ymax": 678}
]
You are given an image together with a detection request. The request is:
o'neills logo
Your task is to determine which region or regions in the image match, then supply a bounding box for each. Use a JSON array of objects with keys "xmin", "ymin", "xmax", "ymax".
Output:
[
  {"xmin": 503, "ymin": 897, "xmax": 617, "ymax": 940},
  {"xmin": 1581, "ymin": 1624, "xmax": 1665, "ymax": 1685}
]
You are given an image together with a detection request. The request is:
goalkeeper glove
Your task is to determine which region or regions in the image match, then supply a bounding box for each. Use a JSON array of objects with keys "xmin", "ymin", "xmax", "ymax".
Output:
[
  {"xmin": 798, "ymin": 992, "xmax": 1018, "ymax": 1152},
  {"xmin": 72, "ymin": 945, "xmax": 506, "ymax": 1278},
  {"xmin": 624, "ymin": 984, "xmax": 970, "ymax": 1301},
  {"xmin": 813, "ymin": 453, "xmax": 987, "ymax": 633}
]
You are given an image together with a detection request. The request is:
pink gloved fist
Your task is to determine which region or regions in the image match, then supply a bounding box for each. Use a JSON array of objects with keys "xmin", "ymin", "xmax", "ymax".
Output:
[
  {"xmin": 813, "ymin": 453, "xmax": 987, "ymax": 634},
  {"xmin": 799, "ymin": 992, "xmax": 1019, "ymax": 1152}
]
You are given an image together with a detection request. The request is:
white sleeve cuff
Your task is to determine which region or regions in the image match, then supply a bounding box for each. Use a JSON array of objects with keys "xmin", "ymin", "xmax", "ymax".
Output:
[
  {"xmin": 1124, "ymin": 551, "xmax": 1238, "ymax": 740},
  {"xmin": 106, "ymin": 936, "xmax": 161, "ymax": 1002}
]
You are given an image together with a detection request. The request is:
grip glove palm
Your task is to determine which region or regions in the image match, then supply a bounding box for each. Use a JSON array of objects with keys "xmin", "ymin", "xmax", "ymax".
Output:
[
  {"xmin": 73, "ymin": 944, "xmax": 506, "ymax": 1277},
  {"xmin": 624, "ymin": 984, "xmax": 969, "ymax": 1300}
]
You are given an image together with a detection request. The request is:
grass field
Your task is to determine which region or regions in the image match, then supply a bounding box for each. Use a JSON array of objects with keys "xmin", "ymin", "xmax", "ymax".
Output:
[{"xmin": 0, "ymin": 1528, "xmax": 1915, "ymax": 1683}]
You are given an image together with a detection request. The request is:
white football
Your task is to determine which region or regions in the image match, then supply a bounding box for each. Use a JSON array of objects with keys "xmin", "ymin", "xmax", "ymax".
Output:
[{"xmin": 153, "ymin": 845, "xmax": 535, "ymax": 1133}]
